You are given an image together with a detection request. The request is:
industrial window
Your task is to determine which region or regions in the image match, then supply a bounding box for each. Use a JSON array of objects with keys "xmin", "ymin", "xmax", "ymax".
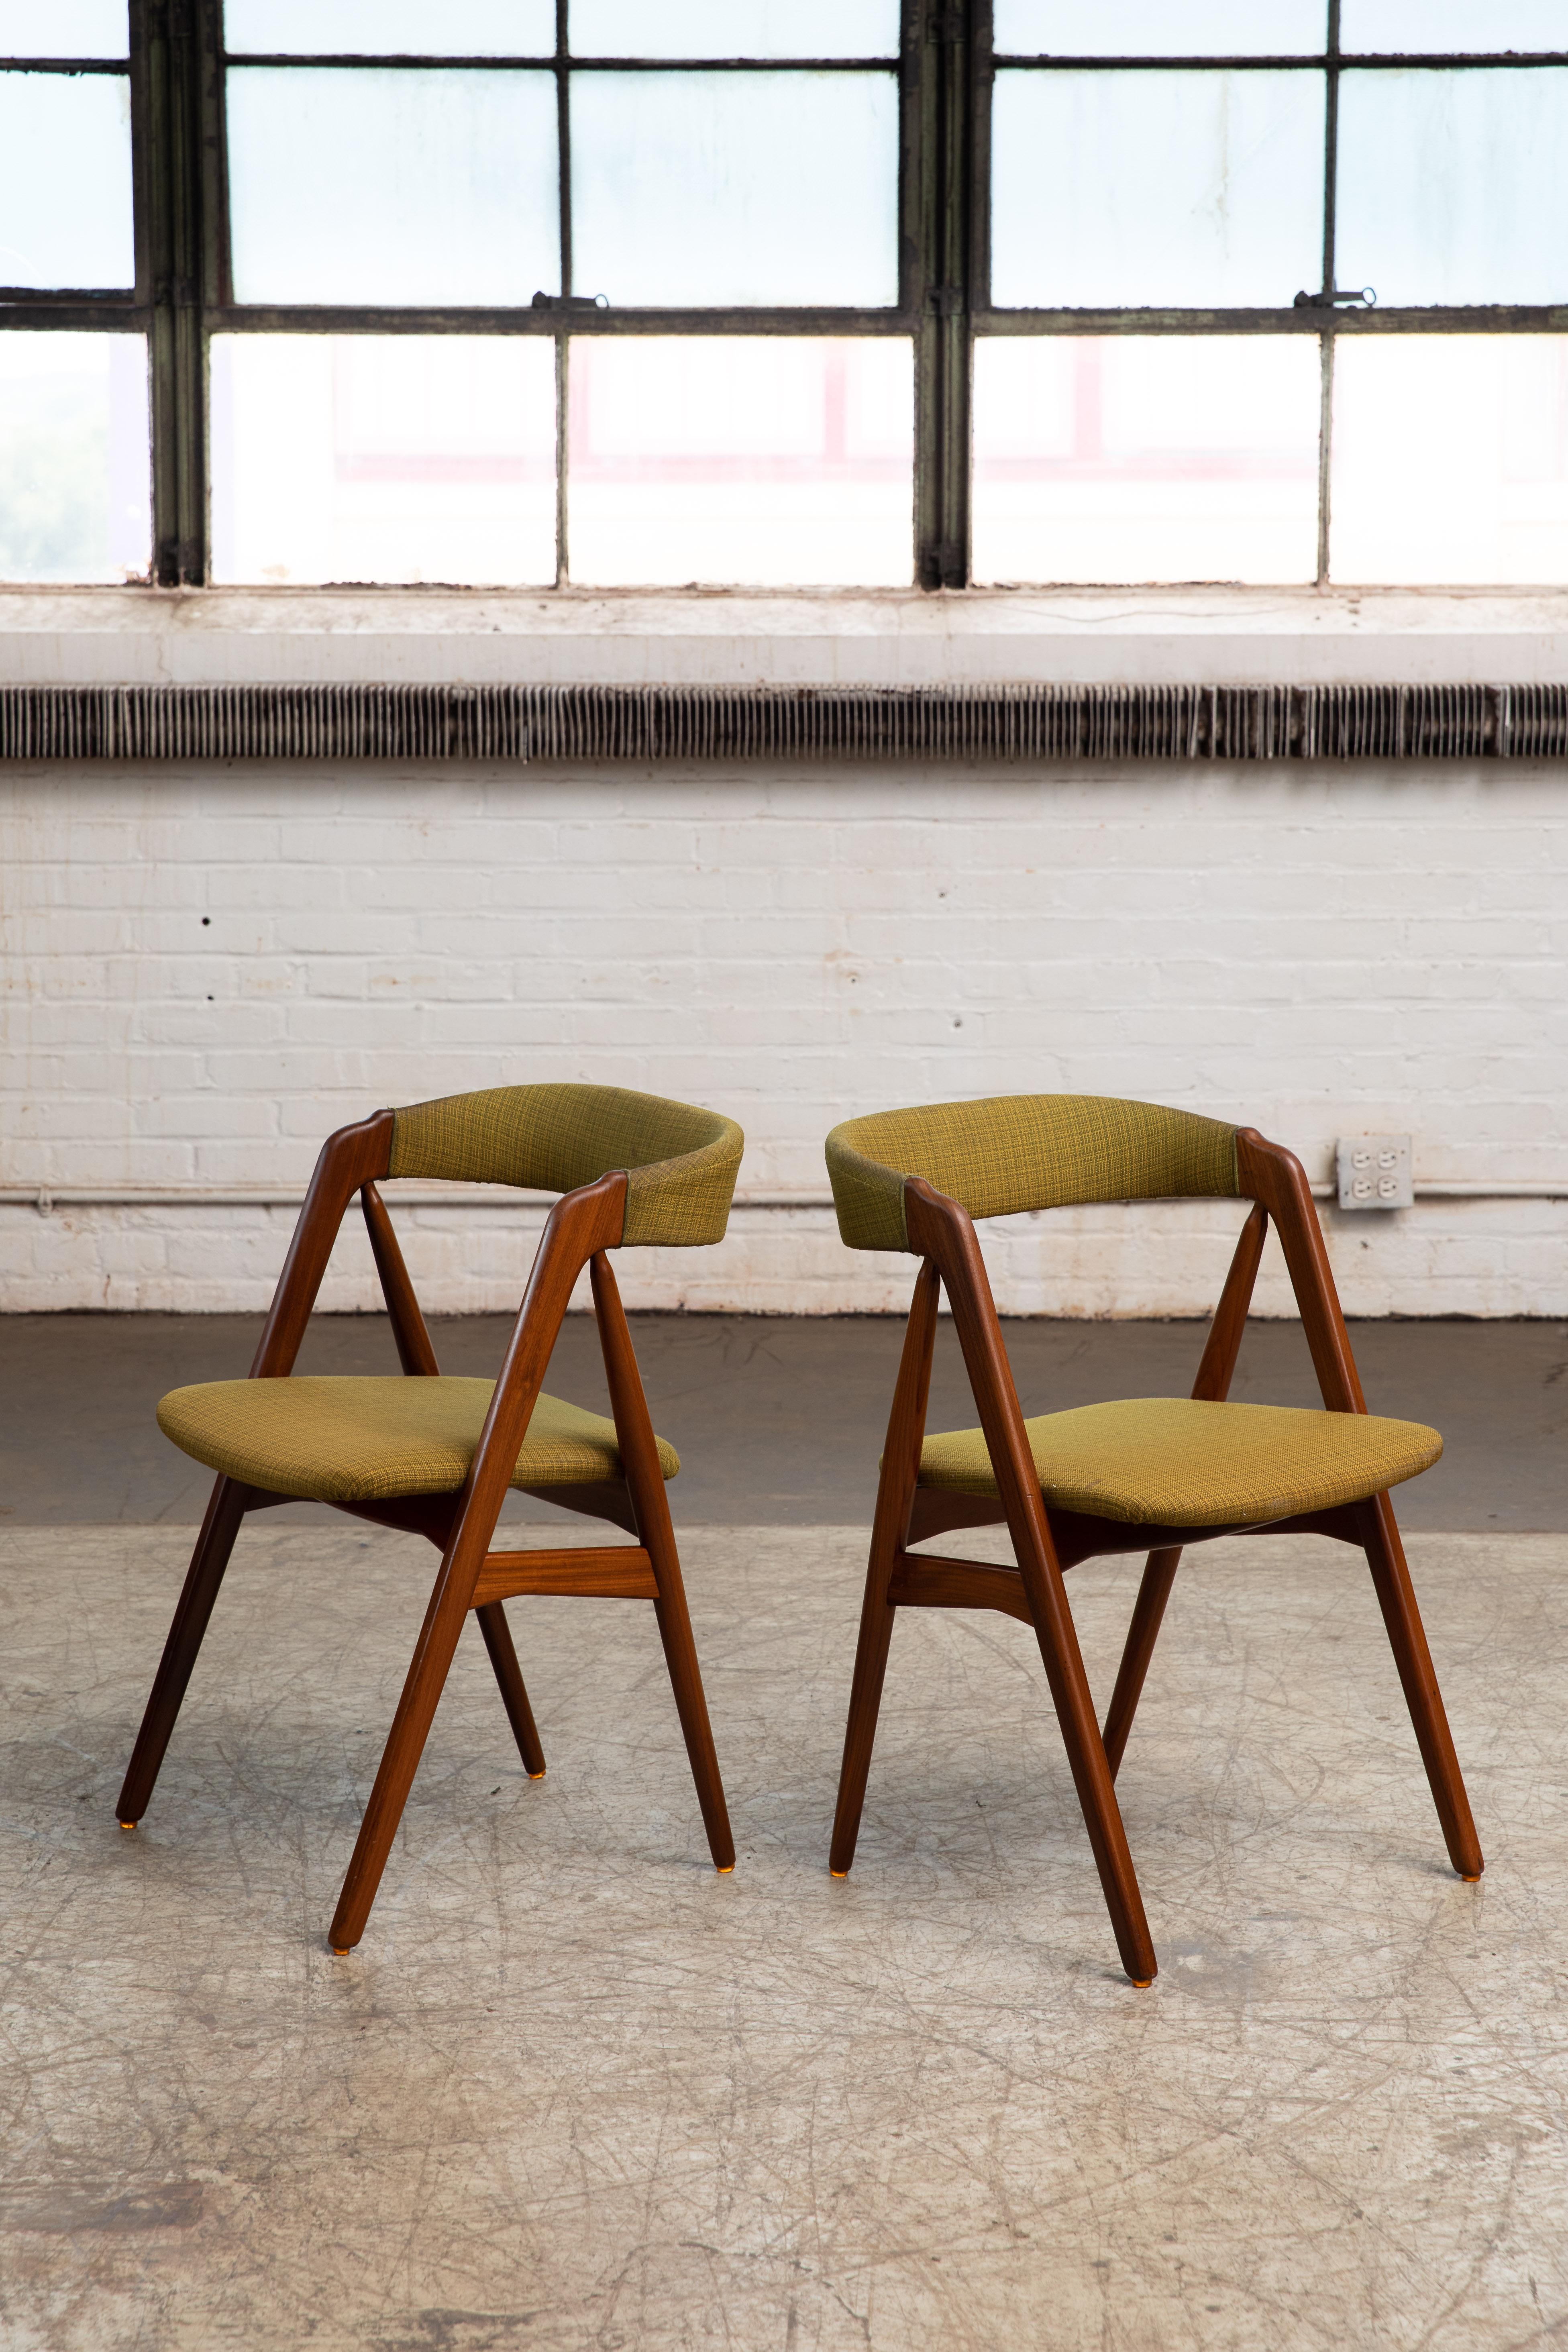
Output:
[{"xmin": 4, "ymin": 2, "xmax": 1568, "ymax": 590}]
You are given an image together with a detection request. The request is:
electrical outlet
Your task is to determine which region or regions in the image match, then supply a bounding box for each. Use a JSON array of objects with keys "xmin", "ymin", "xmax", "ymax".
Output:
[{"xmin": 1336, "ymin": 1134, "xmax": 1413, "ymax": 1211}]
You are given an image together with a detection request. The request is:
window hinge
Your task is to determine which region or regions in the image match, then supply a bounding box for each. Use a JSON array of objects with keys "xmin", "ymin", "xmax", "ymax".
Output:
[
  {"xmin": 1294, "ymin": 287, "xmax": 1377, "ymax": 309},
  {"xmin": 927, "ymin": 286, "xmax": 964, "ymax": 316}
]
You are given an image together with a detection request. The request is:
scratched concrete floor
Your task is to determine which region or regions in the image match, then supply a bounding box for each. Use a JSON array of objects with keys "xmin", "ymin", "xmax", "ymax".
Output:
[{"xmin": 3, "ymin": 1520, "xmax": 1566, "ymax": 2351}]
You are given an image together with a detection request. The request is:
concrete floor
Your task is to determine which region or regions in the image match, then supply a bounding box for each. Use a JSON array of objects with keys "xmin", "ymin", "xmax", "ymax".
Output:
[
  {"xmin": 2, "ymin": 1314, "xmax": 1565, "ymax": 2347},
  {"xmin": 1, "ymin": 1310, "xmax": 1564, "ymax": 1529},
  {"xmin": 2, "ymin": 1521, "xmax": 1566, "ymax": 2350}
]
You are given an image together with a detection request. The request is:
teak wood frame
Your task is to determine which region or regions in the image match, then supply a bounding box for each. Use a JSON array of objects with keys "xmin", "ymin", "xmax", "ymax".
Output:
[
  {"xmin": 115, "ymin": 1109, "xmax": 735, "ymax": 1952},
  {"xmin": 828, "ymin": 1127, "xmax": 1482, "ymax": 1988}
]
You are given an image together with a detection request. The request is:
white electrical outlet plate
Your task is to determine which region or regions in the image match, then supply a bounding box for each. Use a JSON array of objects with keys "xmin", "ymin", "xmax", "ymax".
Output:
[{"xmin": 1336, "ymin": 1134, "xmax": 1413, "ymax": 1211}]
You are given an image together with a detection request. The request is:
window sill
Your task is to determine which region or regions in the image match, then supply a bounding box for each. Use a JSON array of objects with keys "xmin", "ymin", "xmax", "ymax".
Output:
[{"xmin": 3, "ymin": 582, "xmax": 1568, "ymax": 688}]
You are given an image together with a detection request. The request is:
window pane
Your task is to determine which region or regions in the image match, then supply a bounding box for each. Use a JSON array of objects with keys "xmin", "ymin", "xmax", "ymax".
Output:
[
  {"xmin": 991, "ymin": 70, "xmax": 1324, "ymax": 307},
  {"xmin": 1337, "ymin": 70, "xmax": 1568, "ymax": 305},
  {"xmin": 567, "ymin": 338, "xmax": 912, "ymax": 585},
  {"xmin": 0, "ymin": 2, "xmax": 126, "ymax": 56},
  {"xmin": 994, "ymin": 2, "xmax": 1325, "ymax": 56},
  {"xmin": 1342, "ymin": 2, "xmax": 1568, "ymax": 50},
  {"xmin": 224, "ymin": 2, "xmax": 555, "ymax": 55},
  {"xmin": 571, "ymin": 72, "xmax": 897, "ymax": 306},
  {"xmin": 570, "ymin": 2, "xmax": 899, "ymax": 59},
  {"xmin": 227, "ymin": 68, "xmax": 559, "ymax": 304},
  {"xmin": 0, "ymin": 73, "xmax": 133, "ymax": 288},
  {"xmin": 1331, "ymin": 337, "xmax": 1568, "ymax": 584},
  {"xmin": 0, "ymin": 334, "xmax": 147, "ymax": 581},
  {"xmin": 211, "ymin": 336, "xmax": 557, "ymax": 585},
  {"xmin": 972, "ymin": 336, "xmax": 1320, "ymax": 583}
]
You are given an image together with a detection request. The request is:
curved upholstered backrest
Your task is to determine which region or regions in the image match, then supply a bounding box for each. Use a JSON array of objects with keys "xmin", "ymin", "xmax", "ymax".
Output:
[
  {"xmin": 388, "ymin": 1084, "xmax": 744, "ymax": 1247},
  {"xmin": 825, "ymin": 1094, "xmax": 1239, "ymax": 1251}
]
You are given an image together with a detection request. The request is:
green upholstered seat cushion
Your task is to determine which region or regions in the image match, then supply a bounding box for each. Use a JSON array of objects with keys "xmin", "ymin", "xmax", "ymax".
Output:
[
  {"xmin": 157, "ymin": 1377, "xmax": 678, "ymax": 1506},
  {"xmin": 916, "ymin": 1397, "xmax": 1441, "ymax": 1528}
]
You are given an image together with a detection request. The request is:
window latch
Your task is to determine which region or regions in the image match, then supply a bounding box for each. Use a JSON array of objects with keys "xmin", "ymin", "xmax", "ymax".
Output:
[
  {"xmin": 1293, "ymin": 287, "xmax": 1376, "ymax": 309},
  {"xmin": 530, "ymin": 292, "xmax": 610, "ymax": 312},
  {"xmin": 928, "ymin": 10, "xmax": 966, "ymax": 39},
  {"xmin": 927, "ymin": 286, "xmax": 964, "ymax": 316}
]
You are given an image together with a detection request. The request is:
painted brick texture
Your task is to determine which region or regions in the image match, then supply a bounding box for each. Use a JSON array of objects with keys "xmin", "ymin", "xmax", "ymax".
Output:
[{"xmin": 2, "ymin": 759, "xmax": 1564, "ymax": 1316}]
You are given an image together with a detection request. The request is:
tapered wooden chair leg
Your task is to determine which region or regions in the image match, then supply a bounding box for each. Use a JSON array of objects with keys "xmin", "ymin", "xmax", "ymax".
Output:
[
  {"xmin": 647, "ymin": 1557, "xmax": 735, "ymax": 1872},
  {"xmin": 829, "ymin": 1565, "xmax": 898, "ymax": 1877},
  {"xmin": 475, "ymin": 1601, "xmax": 546, "ymax": 1779},
  {"xmin": 589, "ymin": 1252, "xmax": 734, "ymax": 1873},
  {"xmin": 1101, "ymin": 1546, "xmax": 1183, "ymax": 1781},
  {"xmin": 328, "ymin": 1573, "xmax": 473, "ymax": 1952},
  {"xmin": 116, "ymin": 1475, "xmax": 248, "ymax": 1827},
  {"xmin": 1018, "ymin": 1545, "xmax": 1159, "ymax": 1987},
  {"xmin": 1357, "ymin": 1494, "xmax": 1484, "ymax": 1881}
]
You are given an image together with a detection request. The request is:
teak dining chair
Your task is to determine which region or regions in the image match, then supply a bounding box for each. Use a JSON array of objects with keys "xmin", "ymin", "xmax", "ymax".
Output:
[
  {"xmin": 118, "ymin": 1083, "xmax": 744, "ymax": 1952},
  {"xmin": 823, "ymin": 1094, "xmax": 1482, "ymax": 1989}
]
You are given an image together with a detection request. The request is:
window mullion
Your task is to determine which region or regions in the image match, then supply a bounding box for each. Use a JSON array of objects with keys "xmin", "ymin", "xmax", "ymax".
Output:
[
  {"xmin": 914, "ymin": 0, "xmax": 973, "ymax": 590},
  {"xmin": 146, "ymin": 0, "xmax": 208, "ymax": 584}
]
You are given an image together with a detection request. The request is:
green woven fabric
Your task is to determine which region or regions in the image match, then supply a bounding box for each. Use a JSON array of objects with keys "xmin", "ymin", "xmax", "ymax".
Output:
[
  {"xmin": 157, "ymin": 1377, "xmax": 679, "ymax": 1506},
  {"xmin": 825, "ymin": 1095, "xmax": 1239, "ymax": 1251},
  {"xmin": 388, "ymin": 1084, "xmax": 744, "ymax": 1247},
  {"xmin": 917, "ymin": 1397, "xmax": 1440, "ymax": 1527}
]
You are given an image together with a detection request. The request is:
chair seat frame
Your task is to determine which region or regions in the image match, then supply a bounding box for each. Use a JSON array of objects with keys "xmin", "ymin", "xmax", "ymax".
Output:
[
  {"xmin": 116, "ymin": 1108, "xmax": 735, "ymax": 1951},
  {"xmin": 829, "ymin": 1126, "xmax": 1482, "ymax": 1989}
]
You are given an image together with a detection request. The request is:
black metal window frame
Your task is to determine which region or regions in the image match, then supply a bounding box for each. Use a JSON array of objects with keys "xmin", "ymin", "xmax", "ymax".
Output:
[{"xmin": 2, "ymin": 1, "xmax": 1567, "ymax": 592}]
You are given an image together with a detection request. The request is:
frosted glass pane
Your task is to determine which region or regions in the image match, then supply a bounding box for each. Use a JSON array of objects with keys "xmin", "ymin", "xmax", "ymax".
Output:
[
  {"xmin": 972, "ymin": 336, "xmax": 1320, "ymax": 583},
  {"xmin": 1342, "ymin": 2, "xmax": 1568, "ymax": 50},
  {"xmin": 570, "ymin": 2, "xmax": 899, "ymax": 58},
  {"xmin": 0, "ymin": 2, "xmax": 126, "ymax": 56},
  {"xmin": 995, "ymin": 2, "xmax": 1325, "ymax": 56},
  {"xmin": 1338, "ymin": 70, "xmax": 1568, "ymax": 304},
  {"xmin": 1331, "ymin": 337, "xmax": 1568, "ymax": 583},
  {"xmin": 228, "ymin": 68, "xmax": 559, "ymax": 303},
  {"xmin": 992, "ymin": 71, "xmax": 1324, "ymax": 306},
  {"xmin": 572, "ymin": 73, "xmax": 897, "ymax": 306},
  {"xmin": 567, "ymin": 338, "xmax": 912, "ymax": 585},
  {"xmin": 0, "ymin": 334, "xmax": 148, "ymax": 581},
  {"xmin": 0, "ymin": 74, "xmax": 133, "ymax": 288},
  {"xmin": 225, "ymin": 3, "xmax": 555, "ymax": 54},
  {"xmin": 211, "ymin": 337, "xmax": 557, "ymax": 584}
]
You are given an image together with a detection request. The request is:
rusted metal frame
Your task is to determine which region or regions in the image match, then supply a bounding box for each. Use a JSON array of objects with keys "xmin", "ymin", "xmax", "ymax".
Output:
[
  {"xmin": 991, "ymin": 50, "xmax": 1568, "ymax": 68},
  {"xmin": 914, "ymin": 0, "xmax": 972, "ymax": 587},
  {"xmin": 201, "ymin": 305, "xmax": 918, "ymax": 334},
  {"xmin": 976, "ymin": 306, "xmax": 1568, "ymax": 334},
  {"xmin": 1313, "ymin": 0, "xmax": 1340, "ymax": 583},
  {"xmin": 0, "ymin": 55, "xmax": 130, "ymax": 70},
  {"xmin": 222, "ymin": 53, "xmax": 900, "ymax": 71},
  {"xmin": 141, "ymin": 0, "xmax": 208, "ymax": 583}
]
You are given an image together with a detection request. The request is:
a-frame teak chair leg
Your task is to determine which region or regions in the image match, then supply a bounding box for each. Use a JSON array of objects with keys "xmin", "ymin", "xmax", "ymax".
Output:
[
  {"xmin": 829, "ymin": 1256, "xmax": 941, "ymax": 1877},
  {"xmin": 116, "ymin": 1473, "xmax": 249, "ymax": 1828},
  {"xmin": 1357, "ymin": 1493, "xmax": 1483, "ymax": 1881},
  {"xmin": 591, "ymin": 1251, "xmax": 735, "ymax": 1872}
]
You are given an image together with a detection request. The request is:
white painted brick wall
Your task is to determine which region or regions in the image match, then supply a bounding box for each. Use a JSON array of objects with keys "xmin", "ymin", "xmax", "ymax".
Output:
[{"xmin": 2, "ymin": 754, "xmax": 1565, "ymax": 1316}]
